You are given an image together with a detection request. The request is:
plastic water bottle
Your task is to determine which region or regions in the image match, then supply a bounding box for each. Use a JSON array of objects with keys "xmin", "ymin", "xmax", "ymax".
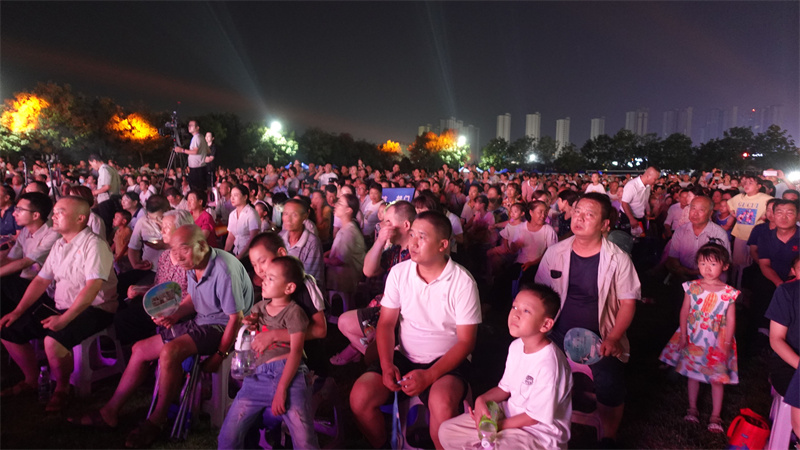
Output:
[
  {"xmin": 477, "ymin": 401, "xmax": 502, "ymax": 449},
  {"xmin": 38, "ymin": 365, "xmax": 51, "ymax": 404},
  {"xmin": 359, "ymin": 320, "xmax": 375, "ymax": 346},
  {"xmin": 231, "ymin": 326, "xmax": 256, "ymax": 380}
]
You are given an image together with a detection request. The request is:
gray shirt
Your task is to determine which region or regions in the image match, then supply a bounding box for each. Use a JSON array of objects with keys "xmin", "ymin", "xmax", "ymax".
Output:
[
  {"xmin": 187, "ymin": 248, "xmax": 253, "ymax": 326},
  {"xmin": 187, "ymin": 134, "xmax": 208, "ymax": 169}
]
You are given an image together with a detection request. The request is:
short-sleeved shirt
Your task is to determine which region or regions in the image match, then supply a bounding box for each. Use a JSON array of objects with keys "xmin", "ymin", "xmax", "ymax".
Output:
[
  {"xmin": 38, "ymin": 227, "xmax": 118, "ymax": 312},
  {"xmin": 765, "ymin": 280, "xmax": 800, "ymax": 355},
  {"xmin": 668, "ymin": 221, "xmax": 732, "ymax": 271},
  {"xmin": 513, "ymin": 223, "xmax": 558, "ymax": 264},
  {"xmin": 8, "ymin": 223, "xmax": 60, "ymax": 279},
  {"xmin": 0, "ymin": 206, "xmax": 20, "ymax": 236},
  {"xmin": 187, "ymin": 134, "xmax": 208, "ymax": 169},
  {"xmin": 96, "ymin": 164, "xmax": 121, "ymax": 203},
  {"xmin": 664, "ymin": 203, "xmax": 685, "ymax": 230},
  {"xmin": 279, "ymin": 229, "xmax": 325, "ymax": 288},
  {"xmin": 187, "ymin": 248, "xmax": 253, "ymax": 326},
  {"xmin": 381, "ymin": 258, "xmax": 482, "ymax": 364},
  {"xmin": 747, "ymin": 222, "xmax": 772, "ymax": 246},
  {"xmin": 621, "ymin": 176, "xmax": 650, "ymax": 218},
  {"xmin": 193, "ymin": 210, "xmax": 218, "ymax": 249},
  {"xmin": 361, "ymin": 200, "xmax": 383, "ymax": 237},
  {"xmin": 552, "ymin": 251, "xmax": 601, "ymax": 336},
  {"xmin": 498, "ymin": 340, "xmax": 573, "ymax": 449},
  {"xmin": 227, "ymin": 205, "xmax": 260, "ymax": 256},
  {"xmin": 445, "ymin": 210, "xmax": 464, "ymax": 253},
  {"xmin": 380, "ymin": 244, "xmax": 410, "ymax": 275},
  {"xmin": 129, "ymin": 216, "xmax": 164, "ymax": 272},
  {"xmin": 584, "ymin": 183, "xmax": 606, "ymax": 195},
  {"xmin": 251, "ymin": 300, "xmax": 309, "ymax": 365},
  {"xmin": 727, "ymin": 192, "xmax": 773, "ymax": 241},
  {"xmin": 757, "ymin": 227, "xmax": 800, "ymax": 281}
]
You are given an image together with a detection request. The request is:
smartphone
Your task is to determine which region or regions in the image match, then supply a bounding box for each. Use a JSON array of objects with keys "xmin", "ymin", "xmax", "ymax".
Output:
[
  {"xmin": 32, "ymin": 303, "xmax": 61, "ymax": 322},
  {"xmin": 763, "ymin": 170, "xmax": 778, "ymax": 177}
]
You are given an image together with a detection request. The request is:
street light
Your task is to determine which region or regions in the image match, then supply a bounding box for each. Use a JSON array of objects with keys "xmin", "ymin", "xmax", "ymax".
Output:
[
  {"xmin": 270, "ymin": 121, "xmax": 282, "ymax": 133},
  {"xmin": 457, "ymin": 135, "xmax": 467, "ymax": 147}
]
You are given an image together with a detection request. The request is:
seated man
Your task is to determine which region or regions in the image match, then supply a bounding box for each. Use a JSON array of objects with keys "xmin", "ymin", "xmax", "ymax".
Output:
[
  {"xmin": 535, "ymin": 192, "xmax": 640, "ymax": 447},
  {"xmin": 279, "ymin": 199, "xmax": 325, "ymax": 289},
  {"xmin": 0, "ymin": 196, "xmax": 118, "ymax": 412},
  {"xmin": 666, "ymin": 195, "xmax": 731, "ymax": 283},
  {"xmin": 0, "ymin": 192, "xmax": 59, "ymax": 314},
  {"xmin": 350, "ymin": 211, "xmax": 481, "ymax": 449},
  {"xmin": 71, "ymin": 225, "xmax": 252, "ymax": 449}
]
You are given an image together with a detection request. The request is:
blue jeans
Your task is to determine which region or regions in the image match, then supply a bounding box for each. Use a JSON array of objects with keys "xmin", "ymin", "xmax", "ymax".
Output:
[{"xmin": 218, "ymin": 359, "xmax": 319, "ymax": 449}]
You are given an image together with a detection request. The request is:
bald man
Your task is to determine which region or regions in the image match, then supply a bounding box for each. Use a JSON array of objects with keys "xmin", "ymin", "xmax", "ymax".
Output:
[
  {"xmin": 73, "ymin": 224, "xmax": 252, "ymax": 448},
  {"xmin": 621, "ymin": 166, "xmax": 659, "ymax": 235},
  {"xmin": 666, "ymin": 196, "xmax": 731, "ymax": 282},
  {"xmin": 0, "ymin": 196, "xmax": 118, "ymax": 412}
]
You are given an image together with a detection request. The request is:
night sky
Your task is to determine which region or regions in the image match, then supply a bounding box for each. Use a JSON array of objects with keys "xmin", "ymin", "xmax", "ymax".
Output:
[{"xmin": 2, "ymin": 1, "xmax": 798, "ymax": 149}]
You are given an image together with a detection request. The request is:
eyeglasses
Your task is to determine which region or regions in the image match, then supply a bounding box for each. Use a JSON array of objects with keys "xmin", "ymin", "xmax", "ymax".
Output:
[{"xmin": 15, "ymin": 207, "xmax": 33, "ymax": 213}]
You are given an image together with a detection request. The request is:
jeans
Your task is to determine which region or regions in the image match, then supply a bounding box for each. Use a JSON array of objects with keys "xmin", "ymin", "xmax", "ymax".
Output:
[{"xmin": 218, "ymin": 359, "xmax": 319, "ymax": 449}]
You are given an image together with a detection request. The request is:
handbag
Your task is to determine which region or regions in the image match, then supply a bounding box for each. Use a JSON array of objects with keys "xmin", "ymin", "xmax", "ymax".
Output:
[{"xmin": 727, "ymin": 408, "xmax": 770, "ymax": 450}]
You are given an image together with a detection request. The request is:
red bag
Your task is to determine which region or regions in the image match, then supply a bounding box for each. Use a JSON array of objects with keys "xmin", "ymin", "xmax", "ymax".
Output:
[{"xmin": 727, "ymin": 408, "xmax": 770, "ymax": 450}]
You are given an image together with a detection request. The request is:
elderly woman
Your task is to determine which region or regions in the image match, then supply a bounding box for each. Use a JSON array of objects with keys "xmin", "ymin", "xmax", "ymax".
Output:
[
  {"xmin": 225, "ymin": 184, "xmax": 260, "ymax": 259},
  {"xmin": 112, "ymin": 209, "xmax": 195, "ymax": 345},
  {"xmin": 186, "ymin": 189, "xmax": 218, "ymax": 249},
  {"xmin": 324, "ymin": 193, "xmax": 365, "ymax": 293}
]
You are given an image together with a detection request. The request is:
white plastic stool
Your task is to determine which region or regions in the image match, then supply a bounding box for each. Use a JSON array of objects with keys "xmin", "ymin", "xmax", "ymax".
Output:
[
  {"xmin": 380, "ymin": 388, "xmax": 473, "ymax": 450},
  {"xmin": 70, "ymin": 327, "xmax": 126, "ymax": 397},
  {"xmin": 200, "ymin": 354, "xmax": 235, "ymax": 428},
  {"xmin": 767, "ymin": 389, "xmax": 793, "ymax": 450},
  {"xmin": 326, "ymin": 290, "xmax": 354, "ymax": 325},
  {"xmin": 568, "ymin": 359, "xmax": 604, "ymax": 441}
]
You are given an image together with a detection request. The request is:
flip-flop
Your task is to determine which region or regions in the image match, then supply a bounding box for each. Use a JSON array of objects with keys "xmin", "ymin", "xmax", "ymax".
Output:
[
  {"xmin": 708, "ymin": 416, "xmax": 724, "ymax": 433},
  {"xmin": 684, "ymin": 408, "xmax": 700, "ymax": 423},
  {"xmin": 0, "ymin": 381, "xmax": 37, "ymax": 397},
  {"xmin": 45, "ymin": 390, "xmax": 70, "ymax": 413},
  {"xmin": 125, "ymin": 419, "xmax": 163, "ymax": 448},
  {"xmin": 68, "ymin": 409, "xmax": 117, "ymax": 429}
]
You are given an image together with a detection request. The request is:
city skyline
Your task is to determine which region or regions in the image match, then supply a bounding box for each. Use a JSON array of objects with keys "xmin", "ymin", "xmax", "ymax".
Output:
[{"xmin": 2, "ymin": 2, "xmax": 797, "ymax": 150}]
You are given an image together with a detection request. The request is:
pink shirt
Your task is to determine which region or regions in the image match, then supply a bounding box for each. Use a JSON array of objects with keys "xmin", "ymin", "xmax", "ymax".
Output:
[{"xmin": 194, "ymin": 210, "xmax": 218, "ymax": 248}]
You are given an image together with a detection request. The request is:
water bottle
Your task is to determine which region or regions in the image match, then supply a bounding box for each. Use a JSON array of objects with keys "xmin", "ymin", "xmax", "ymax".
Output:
[
  {"xmin": 359, "ymin": 320, "xmax": 375, "ymax": 346},
  {"xmin": 231, "ymin": 325, "xmax": 256, "ymax": 380},
  {"xmin": 477, "ymin": 401, "xmax": 502, "ymax": 449},
  {"xmin": 38, "ymin": 365, "xmax": 51, "ymax": 404}
]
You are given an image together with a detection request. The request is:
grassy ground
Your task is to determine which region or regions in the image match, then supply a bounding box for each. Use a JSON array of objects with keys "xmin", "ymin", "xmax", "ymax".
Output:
[{"xmin": 0, "ymin": 260, "xmax": 776, "ymax": 449}]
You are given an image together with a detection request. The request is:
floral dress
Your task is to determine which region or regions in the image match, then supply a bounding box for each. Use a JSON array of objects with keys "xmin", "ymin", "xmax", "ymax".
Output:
[{"xmin": 659, "ymin": 280, "xmax": 739, "ymax": 384}]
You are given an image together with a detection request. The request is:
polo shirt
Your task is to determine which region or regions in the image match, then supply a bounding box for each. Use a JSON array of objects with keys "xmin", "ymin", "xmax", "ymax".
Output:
[
  {"xmin": 96, "ymin": 164, "xmax": 120, "ymax": 203},
  {"xmin": 279, "ymin": 228, "xmax": 325, "ymax": 288},
  {"xmin": 621, "ymin": 176, "xmax": 650, "ymax": 218},
  {"xmin": 668, "ymin": 221, "xmax": 732, "ymax": 270},
  {"xmin": 757, "ymin": 227, "xmax": 800, "ymax": 281},
  {"xmin": 381, "ymin": 258, "xmax": 482, "ymax": 364},
  {"xmin": 765, "ymin": 280, "xmax": 800, "ymax": 354},
  {"xmin": 38, "ymin": 227, "xmax": 118, "ymax": 312},
  {"xmin": 8, "ymin": 223, "xmax": 60, "ymax": 279},
  {"xmin": 187, "ymin": 248, "xmax": 253, "ymax": 326}
]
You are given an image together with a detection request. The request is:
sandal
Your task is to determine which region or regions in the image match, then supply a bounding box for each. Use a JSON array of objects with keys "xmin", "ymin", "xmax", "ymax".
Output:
[
  {"xmin": 68, "ymin": 409, "xmax": 117, "ymax": 429},
  {"xmin": 125, "ymin": 419, "xmax": 163, "ymax": 448},
  {"xmin": 684, "ymin": 408, "xmax": 700, "ymax": 423},
  {"xmin": 329, "ymin": 346, "xmax": 362, "ymax": 366},
  {"xmin": 708, "ymin": 416, "xmax": 724, "ymax": 433},
  {"xmin": 0, "ymin": 381, "xmax": 37, "ymax": 397},
  {"xmin": 45, "ymin": 390, "xmax": 70, "ymax": 413}
]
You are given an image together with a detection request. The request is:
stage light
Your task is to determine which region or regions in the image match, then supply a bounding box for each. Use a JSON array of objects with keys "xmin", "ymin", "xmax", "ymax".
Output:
[{"xmin": 270, "ymin": 121, "xmax": 282, "ymax": 133}]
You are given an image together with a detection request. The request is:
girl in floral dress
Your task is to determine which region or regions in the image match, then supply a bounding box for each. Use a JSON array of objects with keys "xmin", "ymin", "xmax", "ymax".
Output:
[{"xmin": 659, "ymin": 243, "xmax": 739, "ymax": 433}]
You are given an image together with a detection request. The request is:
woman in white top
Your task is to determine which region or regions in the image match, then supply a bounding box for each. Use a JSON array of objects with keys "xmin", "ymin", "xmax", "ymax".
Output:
[
  {"xmin": 225, "ymin": 184, "xmax": 260, "ymax": 259},
  {"xmin": 324, "ymin": 193, "xmax": 366, "ymax": 293},
  {"xmin": 516, "ymin": 200, "xmax": 557, "ymax": 271}
]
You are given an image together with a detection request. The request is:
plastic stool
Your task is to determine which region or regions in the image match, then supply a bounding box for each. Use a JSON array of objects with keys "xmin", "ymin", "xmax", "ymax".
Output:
[
  {"xmin": 380, "ymin": 388, "xmax": 473, "ymax": 450},
  {"xmin": 767, "ymin": 389, "xmax": 793, "ymax": 450},
  {"xmin": 200, "ymin": 355, "xmax": 235, "ymax": 428},
  {"xmin": 568, "ymin": 359, "xmax": 604, "ymax": 441},
  {"xmin": 70, "ymin": 327, "xmax": 126, "ymax": 397},
  {"xmin": 326, "ymin": 290, "xmax": 354, "ymax": 324}
]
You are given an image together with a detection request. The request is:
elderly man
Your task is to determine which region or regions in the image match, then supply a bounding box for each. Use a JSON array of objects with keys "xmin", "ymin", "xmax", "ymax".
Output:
[
  {"xmin": 666, "ymin": 196, "xmax": 731, "ymax": 282},
  {"xmin": 0, "ymin": 196, "xmax": 118, "ymax": 412},
  {"xmin": 72, "ymin": 225, "xmax": 252, "ymax": 448},
  {"xmin": 536, "ymin": 192, "xmax": 640, "ymax": 447},
  {"xmin": 621, "ymin": 166, "xmax": 659, "ymax": 235},
  {"xmin": 279, "ymin": 199, "xmax": 325, "ymax": 288}
]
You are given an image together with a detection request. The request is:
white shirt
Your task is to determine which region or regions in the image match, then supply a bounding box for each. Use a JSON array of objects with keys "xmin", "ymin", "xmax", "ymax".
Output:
[
  {"xmin": 621, "ymin": 176, "xmax": 650, "ymax": 218},
  {"xmin": 361, "ymin": 200, "xmax": 382, "ymax": 237},
  {"xmin": 445, "ymin": 210, "xmax": 463, "ymax": 253},
  {"xmin": 381, "ymin": 258, "xmax": 482, "ymax": 364},
  {"xmin": 129, "ymin": 215, "xmax": 164, "ymax": 272},
  {"xmin": 502, "ymin": 222, "xmax": 558, "ymax": 264},
  {"xmin": 664, "ymin": 203, "xmax": 685, "ymax": 229},
  {"xmin": 498, "ymin": 340, "xmax": 573, "ymax": 449},
  {"xmin": 584, "ymin": 183, "xmax": 606, "ymax": 195},
  {"xmin": 318, "ymin": 172, "xmax": 338, "ymax": 186},
  {"xmin": 139, "ymin": 185, "xmax": 157, "ymax": 205},
  {"xmin": 88, "ymin": 212, "xmax": 106, "ymax": 239},
  {"xmin": 668, "ymin": 221, "xmax": 731, "ymax": 271},
  {"xmin": 8, "ymin": 223, "xmax": 61, "ymax": 279},
  {"xmin": 38, "ymin": 227, "xmax": 118, "ymax": 312},
  {"xmin": 227, "ymin": 205, "xmax": 260, "ymax": 256},
  {"xmin": 96, "ymin": 164, "xmax": 120, "ymax": 203}
]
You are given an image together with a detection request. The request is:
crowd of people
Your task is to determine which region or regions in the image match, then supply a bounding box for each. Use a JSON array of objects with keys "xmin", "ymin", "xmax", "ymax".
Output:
[{"xmin": 0, "ymin": 119, "xmax": 799, "ymax": 449}]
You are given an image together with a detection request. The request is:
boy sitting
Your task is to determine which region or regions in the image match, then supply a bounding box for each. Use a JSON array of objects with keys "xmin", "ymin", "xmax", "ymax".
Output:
[
  {"xmin": 439, "ymin": 282, "xmax": 573, "ymax": 450},
  {"xmin": 111, "ymin": 210, "xmax": 132, "ymax": 273},
  {"xmin": 218, "ymin": 256, "xmax": 320, "ymax": 450}
]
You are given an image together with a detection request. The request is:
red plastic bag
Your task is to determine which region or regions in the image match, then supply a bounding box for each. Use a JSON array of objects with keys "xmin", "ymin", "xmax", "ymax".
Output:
[{"xmin": 727, "ymin": 408, "xmax": 770, "ymax": 450}]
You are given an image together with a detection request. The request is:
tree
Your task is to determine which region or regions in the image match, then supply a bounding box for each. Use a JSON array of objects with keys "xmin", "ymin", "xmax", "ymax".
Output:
[
  {"xmin": 753, "ymin": 125, "xmax": 797, "ymax": 169},
  {"xmin": 478, "ymin": 138, "xmax": 510, "ymax": 169},
  {"xmin": 651, "ymin": 133, "xmax": 693, "ymax": 172},
  {"xmin": 553, "ymin": 144, "xmax": 588, "ymax": 173}
]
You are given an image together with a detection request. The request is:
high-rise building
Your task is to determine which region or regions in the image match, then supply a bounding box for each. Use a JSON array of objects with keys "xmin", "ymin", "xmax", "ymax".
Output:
[
  {"xmin": 555, "ymin": 117, "xmax": 570, "ymax": 153},
  {"xmin": 439, "ymin": 117, "xmax": 464, "ymax": 134},
  {"xmin": 417, "ymin": 124, "xmax": 432, "ymax": 136},
  {"xmin": 723, "ymin": 106, "xmax": 739, "ymax": 131},
  {"xmin": 703, "ymin": 108, "xmax": 724, "ymax": 141},
  {"xmin": 625, "ymin": 109, "xmax": 648, "ymax": 136},
  {"xmin": 662, "ymin": 110, "xmax": 677, "ymax": 137},
  {"xmin": 590, "ymin": 117, "xmax": 605, "ymax": 140},
  {"xmin": 464, "ymin": 124, "xmax": 481, "ymax": 163},
  {"xmin": 496, "ymin": 113, "xmax": 511, "ymax": 141},
  {"xmin": 525, "ymin": 113, "xmax": 541, "ymax": 140},
  {"xmin": 677, "ymin": 107, "xmax": 693, "ymax": 138}
]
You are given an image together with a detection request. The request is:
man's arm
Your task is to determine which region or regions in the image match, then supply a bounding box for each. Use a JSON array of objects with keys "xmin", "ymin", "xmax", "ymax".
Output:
[
  {"xmin": 202, "ymin": 311, "xmax": 243, "ymax": 373},
  {"xmin": 41, "ymin": 279, "xmax": 103, "ymax": 331},
  {"xmin": 402, "ymin": 323, "xmax": 478, "ymax": 397},
  {"xmin": 770, "ymin": 321, "xmax": 799, "ymax": 369},
  {"xmin": 758, "ymin": 258, "xmax": 784, "ymax": 287},
  {"xmin": 620, "ymin": 201, "xmax": 637, "ymax": 226},
  {"xmin": 363, "ymin": 227, "xmax": 391, "ymax": 277},
  {"xmin": 376, "ymin": 306, "xmax": 402, "ymax": 391},
  {"xmin": 600, "ymin": 299, "xmax": 636, "ymax": 357},
  {"xmin": 0, "ymin": 256, "xmax": 35, "ymax": 277},
  {"xmin": 0, "ymin": 275, "xmax": 51, "ymax": 327}
]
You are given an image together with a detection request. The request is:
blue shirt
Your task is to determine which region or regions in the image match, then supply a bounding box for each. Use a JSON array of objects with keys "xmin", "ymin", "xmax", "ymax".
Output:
[
  {"xmin": 187, "ymin": 248, "xmax": 253, "ymax": 326},
  {"xmin": 0, "ymin": 206, "xmax": 20, "ymax": 236},
  {"xmin": 757, "ymin": 226, "xmax": 800, "ymax": 282}
]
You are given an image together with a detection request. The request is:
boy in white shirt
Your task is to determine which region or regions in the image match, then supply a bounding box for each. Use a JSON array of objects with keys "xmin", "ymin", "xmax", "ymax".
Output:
[{"xmin": 439, "ymin": 282, "xmax": 573, "ymax": 450}]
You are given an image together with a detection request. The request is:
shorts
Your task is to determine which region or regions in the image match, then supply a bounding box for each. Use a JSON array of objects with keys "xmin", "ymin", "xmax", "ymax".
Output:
[
  {"xmin": 550, "ymin": 328, "xmax": 627, "ymax": 407},
  {"xmin": 159, "ymin": 320, "xmax": 225, "ymax": 356},
  {"xmin": 1, "ymin": 299, "xmax": 114, "ymax": 350},
  {"xmin": 366, "ymin": 351, "xmax": 471, "ymax": 407}
]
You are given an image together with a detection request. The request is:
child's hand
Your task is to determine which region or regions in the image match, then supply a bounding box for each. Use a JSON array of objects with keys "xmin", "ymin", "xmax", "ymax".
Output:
[
  {"xmin": 718, "ymin": 343, "xmax": 730, "ymax": 358},
  {"xmin": 252, "ymin": 331, "xmax": 276, "ymax": 354},
  {"xmin": 471, "ymin": 397, "xmax": 490, "ymax": 428},
  {"xmin": 271, "ymin": 389, "xmax": 287, "ymax": 416},
  {"xmin": 678, "ymin": 335, "xmax": 687, "ymax": 349},
  {"xmin": 242, "ymin": 312, "xmax": 260, "ymax": 329}
]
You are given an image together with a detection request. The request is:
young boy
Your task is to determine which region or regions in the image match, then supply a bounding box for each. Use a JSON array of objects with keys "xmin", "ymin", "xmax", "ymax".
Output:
[
  {"xmin": 439, "ymin": 282, "xmax": 573, "ymax": 450},
  {"xmin": 217, "ymin": 256, "xmax": 320, "ymax": 450},
  {"xmin": 111, "ymin": 210, "xmax": 132, "ymax": 273}
]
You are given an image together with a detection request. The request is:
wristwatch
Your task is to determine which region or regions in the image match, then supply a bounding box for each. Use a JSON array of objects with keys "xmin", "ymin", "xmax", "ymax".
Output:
[{"xmin": 216, "ymin": 350, "xmax": 229, "ymax": 358}]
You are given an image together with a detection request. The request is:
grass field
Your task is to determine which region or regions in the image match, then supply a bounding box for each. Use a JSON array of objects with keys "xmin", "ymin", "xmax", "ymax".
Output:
[{"xmin": 0, "ymin": 264, "xmax": 777, "ymax": 449}]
